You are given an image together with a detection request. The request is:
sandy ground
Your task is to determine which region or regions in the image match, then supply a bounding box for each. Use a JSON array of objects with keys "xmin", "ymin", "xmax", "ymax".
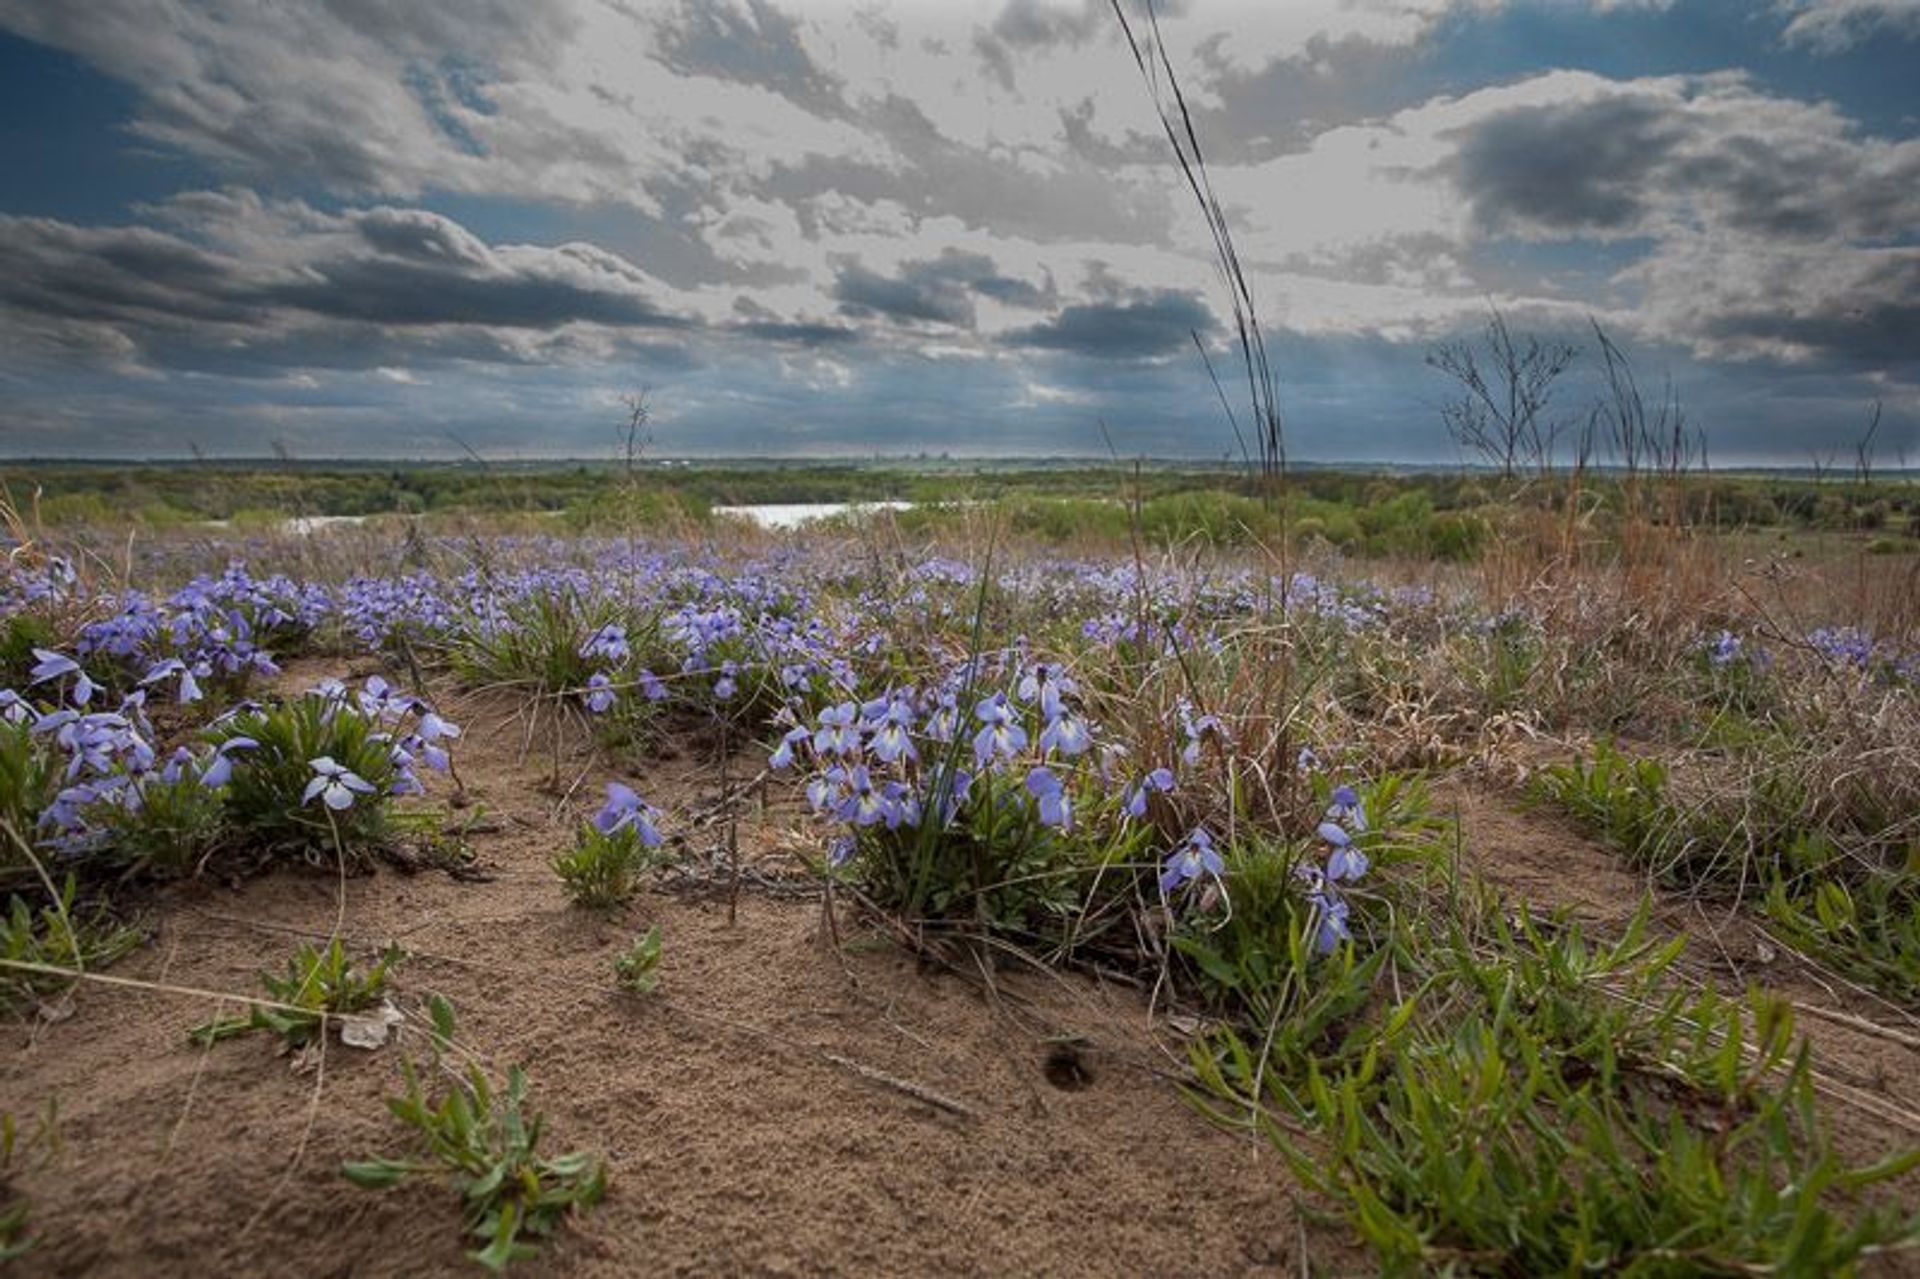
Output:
[
  {"xmin": 4, "ymin": 669, "xmax": 1918, "ymax": 1276},
  {"xmin": 2, "ymin": 675, "xmax": 1340, "ymax": 1278}
]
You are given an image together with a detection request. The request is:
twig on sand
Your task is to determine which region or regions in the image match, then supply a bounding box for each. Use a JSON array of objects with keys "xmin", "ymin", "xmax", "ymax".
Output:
[
  {"xmin": 820, "ymin": 1052, "xmax": 976, "ymax": 1119},
  {"xmin": 1788, "ymin": 1000, "xmax": 1920, "ymax": 1051}
]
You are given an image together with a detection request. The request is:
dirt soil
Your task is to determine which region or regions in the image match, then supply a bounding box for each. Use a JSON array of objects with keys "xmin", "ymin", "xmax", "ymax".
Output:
[
  {"xmin": 5, "ymin": 668, "xmax": 1919, "ymax": 1277},
  {"xmin": 1, "ymin": 672, "xmax": 1347, "ymax": 1279}
]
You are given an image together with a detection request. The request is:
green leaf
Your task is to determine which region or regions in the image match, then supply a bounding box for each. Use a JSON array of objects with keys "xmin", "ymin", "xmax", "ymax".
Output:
[
  {"xmin": 471, "ymin": 1200, "xmax": 522, "ymax": 1273},
  {"xmin": 428, "ymin": 994, "xmax": 456, "ymax": 1052},
  {"xmin": 341, "ymin": 1158, "xmax": 414, "ymax": 1190}
]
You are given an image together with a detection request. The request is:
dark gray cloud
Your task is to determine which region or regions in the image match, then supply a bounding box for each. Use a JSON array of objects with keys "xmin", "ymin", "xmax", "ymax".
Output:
[
  {"xmin": 1641, "ymin": 242, "xmax": 1920, "ymax": 375},
  {"xmin": 970, "ymin": 30, "xmax": 1020, "ymax": 93},
  {"xmin": 834, "ymin": 259, "xmax": 974, "ymax": 326},
  {"xmin": 1717, "ymin": 291, "xmax": 1920, "ymax": 370},
  {"xmin": 1452, "ymin": 80, "xmax": 1920, "ymax": 244},
  {"xmin": 134, "ymin": 320, "xmax": 701, "ymax": 383},
  {"xmin": 832, "ymin": 249, "xmax": 1055, "ymax": 328},
  {"xmin": 276, "ymin": 215, "xmax": 694, "ymax": 331},
  {"xmin": 264, "ymin": 259, "xmax": 687, "ymax": 330},
  {"xmin": 730, "ymin": 320, "xmax": 862, "ymax": 345},
  {"xmin": 0, "ymin": 204, "xmax": 696, "ymax": 383},
  {"xmin": 0, "ymin": 218, "xmax": 262, "ymax": 327},
  {"xmin": 1435, "ymin": 72, "xmax": 1920, "ymax": 395},
  {"xmin": 725, "ymin": 295, "xmax": 859, "ymax": 345},
  {"xmin": 1667, "ymin": 134, "xmax": 1920, "ymax": 243},
  {"xmin": 1003, "ymin": 288, "xmax": 1215, "ymax": 360},
  {"xmin": 1456, "ymin": 95, "xmax": 1684, "ymax": 235},
  {"xmin": 923, "ymin": 249, "xmax": 1056, "ymax": 309},
  {"xmin": 1056, "ymin": 95, "xmax": 1168, "ymax": 169},
  {"xmin": 973, "ymin": 0, "xmax": 1111, "ymax": 91}
]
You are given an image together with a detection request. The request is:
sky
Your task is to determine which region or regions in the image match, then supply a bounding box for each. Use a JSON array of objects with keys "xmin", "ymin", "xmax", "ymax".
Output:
[{"xmin": 1, "ymin": 0, "xmax": 1917, "ymax": 465}]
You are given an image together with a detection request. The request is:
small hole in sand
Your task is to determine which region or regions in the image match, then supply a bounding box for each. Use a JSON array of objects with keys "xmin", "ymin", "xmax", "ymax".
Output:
[{"xmin": 1043, "ymin": 1043, "xmax": 1093, "ymax": 1091}]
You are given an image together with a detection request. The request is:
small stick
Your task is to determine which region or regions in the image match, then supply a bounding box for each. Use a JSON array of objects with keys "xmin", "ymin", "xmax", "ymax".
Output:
[
  {"xmin": 721, "ymin": 715, "xmax": 739, "ymax": 926},
  {"xmin": 821, "ymin": 873, "xmax": 844, "ymax": 954},
  {"xmin": 1790, "ymin": 1000, "xmax": 1920, "ymax": 1051},
  {"xmin": 237, "ymin": 1029, "xmax": 328, "ymax": 1240},
  {"xmin": 137, "ymin": 993, "xmax": 226, "ymax": 1213},
  {"xmin": 821, "ymin": 1052, "xmax": 975, "ymax": 1119}
]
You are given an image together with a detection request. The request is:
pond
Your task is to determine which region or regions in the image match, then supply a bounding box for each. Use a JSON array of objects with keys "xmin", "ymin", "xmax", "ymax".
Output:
[{"xmin": 712, "ymin": 501, "xmax": 913, "ymax": 529}]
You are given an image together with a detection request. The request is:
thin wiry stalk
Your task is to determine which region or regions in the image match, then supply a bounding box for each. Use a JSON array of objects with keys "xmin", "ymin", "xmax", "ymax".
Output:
[{"xmin": 1109, "ymin": 0, "xmax": 1285, "ymax": 504}]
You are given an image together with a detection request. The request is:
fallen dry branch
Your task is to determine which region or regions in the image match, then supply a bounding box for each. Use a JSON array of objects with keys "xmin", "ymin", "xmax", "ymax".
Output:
[{"xmin": 819, "ymin": 1052, "xmax": 976, "ymax": 1119}]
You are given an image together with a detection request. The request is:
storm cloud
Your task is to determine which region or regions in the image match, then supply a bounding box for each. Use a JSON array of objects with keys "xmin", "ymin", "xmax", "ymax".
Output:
[
  {"xmin": 1456, "ymin": 95, "xmax": 1686, "ymax": 236},
  {"xmin": 833, "ymin": 249, "xmax": 1055, "ymax": 329},
  {"xmin": 0, "ymin": 200, "xmax": 697, "ymax": 379},
  {"xmin": 1003, "ymin": 289, "xmax": 1216, "ymax": 360}
]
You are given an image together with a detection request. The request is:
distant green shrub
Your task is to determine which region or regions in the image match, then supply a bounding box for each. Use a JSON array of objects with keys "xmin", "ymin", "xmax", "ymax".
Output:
[
  {"xmin": 34, "ymin": 494, "xmax": 116, "ymax": 526},
  {"xmin": 1357, "ymin": 490, "xmax": 1435, "ymax": 557},
  {"xmin": 1139, "ymin": 491, "xmax": 1272, "ymax": 545},
  {"xmin": 228, "ymin": 507, "xmax": 292, "ymax": 531},
  {"xmin": 1428, "ymin": 510, "xmax": 1487, "ymax": 561},
  {"xmin": 560, "ymin": 487, "xmax": 708, "ymax": 531},
  {"xmin": 1005, "ymin": 495, "xmax": 1130, "ymax": 542},
  {"xmin": 1292, "ymin": 499, "xmax": 1361, "ymax": 546},
  {"xmin": 134, "ymin": 503, "xmax": 194, "ymax": 529}
]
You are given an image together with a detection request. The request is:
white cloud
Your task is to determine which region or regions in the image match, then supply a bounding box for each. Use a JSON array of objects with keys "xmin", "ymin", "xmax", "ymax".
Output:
[{"xmin": 1778, "ymin": 0, "xmax": 1920, "ymax": 51}]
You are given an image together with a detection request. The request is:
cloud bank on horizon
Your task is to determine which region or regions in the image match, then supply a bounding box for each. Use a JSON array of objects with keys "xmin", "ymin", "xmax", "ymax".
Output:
[{"xmin": 0, "ymin": 0, "xmax": 1916, "ymax": 464}]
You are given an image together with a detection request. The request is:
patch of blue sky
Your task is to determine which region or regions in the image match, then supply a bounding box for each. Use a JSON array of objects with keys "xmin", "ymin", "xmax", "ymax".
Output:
[
  {"xmin": 1463, "ymin": 237, "xmax": 1655, "ymax": 307},
  {"xmin": 405, "ymin": 60, "xmax": 489, "ymax": 158},
  {"xmin": 1430, "ymin": 3, "xmax": 1920, "ymax": 140},
  {"xmin": 0, "ymin": 31, "xmax": 212, "ymax": 222}
]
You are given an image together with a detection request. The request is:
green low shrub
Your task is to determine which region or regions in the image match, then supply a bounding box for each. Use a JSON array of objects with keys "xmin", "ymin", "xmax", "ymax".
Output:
[
  {"xmin": 189, "ymin": 938, "xmax": 402, "ymax": 1049},
  {"xmin": 344, "ymin": 998, "xmax": 607, "ymax": 1272}
]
